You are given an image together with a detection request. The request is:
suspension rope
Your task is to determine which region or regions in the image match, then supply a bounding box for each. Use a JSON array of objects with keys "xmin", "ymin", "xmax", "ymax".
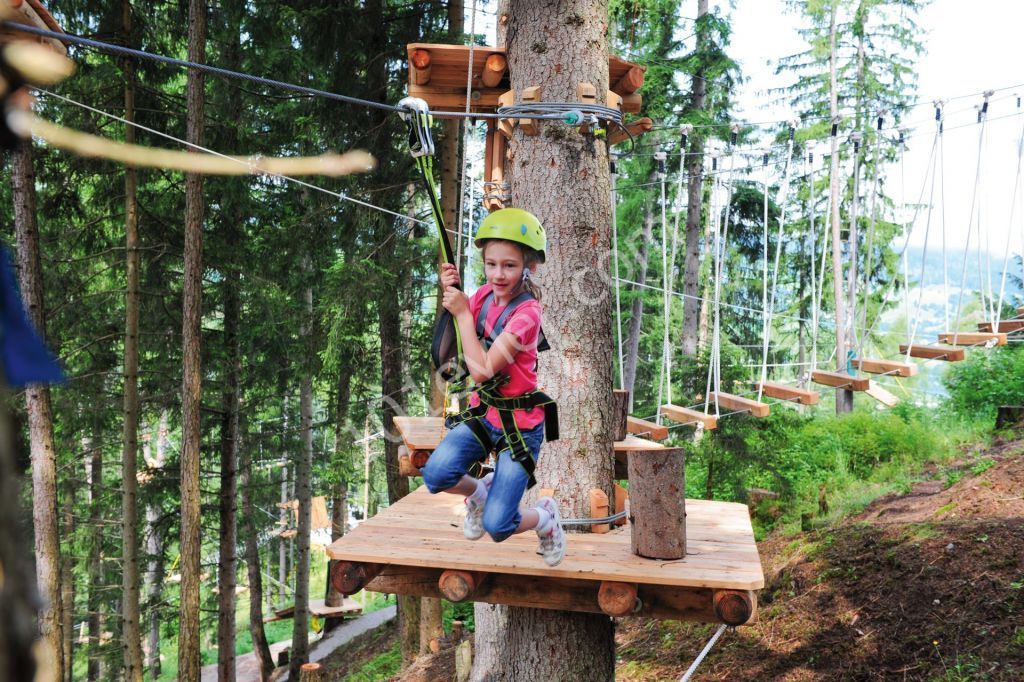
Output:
[
  {"xmin": 656, "ymin": 150, "xmax": 671, "ymax": 410},
  {"xmin": 455, "ymin": 0, "xmax": 479, "ymax": 268},
  {"xmin": 705, "ymin": 144, "xmax": 739, "ymax": 416},
  {"xmin": 904, "ymin": 125, "xmax": 940, "ymax": 359},
  {"xmin": 857, "ymin": 112, "xmax": 885, "ymax": 362},
  {"xmin": 679, "ymin": 625, "xmax": 729, "ymax": 682},
  {"xmin": 995, "ymin": 97, "xmax": 1024, "ymax": 325},
  {"xmin": 758, "ymin": 123, "xmax": 796, "ymax": 402}
]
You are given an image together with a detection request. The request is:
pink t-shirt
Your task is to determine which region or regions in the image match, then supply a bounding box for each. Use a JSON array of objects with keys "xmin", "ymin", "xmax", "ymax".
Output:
[{"xmin": 467, "ymin": 284, "xmax": 546, "ymax": 431}]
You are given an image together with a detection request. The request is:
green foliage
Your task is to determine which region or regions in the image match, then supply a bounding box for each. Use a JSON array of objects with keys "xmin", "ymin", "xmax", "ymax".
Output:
[
  {"xmin": 944, "ymin": 345, "xmax": 1024, "ymax": 420},
  {"xmin": 343, "ymin": 641, "xmax": 401, "ymax": 682}
]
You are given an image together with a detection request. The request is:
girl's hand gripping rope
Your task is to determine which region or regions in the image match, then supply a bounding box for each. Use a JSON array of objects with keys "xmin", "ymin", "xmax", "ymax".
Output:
[
  {"xmin": 440, "ymin": 262, "xmax": 461, "ymax": 289},
  {"xmin": 442, "ymin": 286, "xmax": 470, "ymax": 318}
]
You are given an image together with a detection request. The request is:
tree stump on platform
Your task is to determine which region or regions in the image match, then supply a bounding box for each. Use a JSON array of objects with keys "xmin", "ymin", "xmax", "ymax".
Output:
[
  {"xmin": 613, "ymin": 390, "xmax": 629, "ymax": 441},
  {"xmin": 626, "ymin": 447, "xmax": 686, "ymax": 559}
]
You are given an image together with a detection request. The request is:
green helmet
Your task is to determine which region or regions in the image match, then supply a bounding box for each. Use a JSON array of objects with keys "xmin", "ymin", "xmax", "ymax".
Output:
[{"xmin": 474, "ymin": 208, "xmax": 547, "ymax": 262}]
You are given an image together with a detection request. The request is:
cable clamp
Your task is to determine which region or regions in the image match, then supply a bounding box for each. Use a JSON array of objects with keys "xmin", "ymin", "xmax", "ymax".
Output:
[{"xmin": 397, "ymin": 96, "xmax": 434, "ymax": 157}]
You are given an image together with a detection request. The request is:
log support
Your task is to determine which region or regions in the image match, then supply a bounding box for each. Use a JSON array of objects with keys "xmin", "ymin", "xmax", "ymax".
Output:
[
  {"xmin": 627, "ymin": 447, "xmax": 686, "ymax": 559},
  {"xmin": 712, "ymin": 589, "xmax": 756, "ymax": 626},
  {"xmin": 438, "ymin": 570, "xmax": 490, "ymax": 602},
  {"xmin": 410, "ymin": 49, "xmax": 431, "ymax": 85},
  {"xmin": 481, "ymin": 53, "xmax": 507, "ymax": 88},
  {"xmin": 598, "ymin": 581, "xmax": 639, "ymax": 617},
  {"xmin": 330, "ymin": 561, "xmax": 384, "ymax": 596}
]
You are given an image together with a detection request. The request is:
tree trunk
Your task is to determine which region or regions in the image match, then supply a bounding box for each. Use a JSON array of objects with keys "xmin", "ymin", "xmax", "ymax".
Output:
[
  {"xmin": 178, "ymin": 0, "xmax": 206, "ymax": 675},
  {"xmin": 85, "ymin": 429, "xmax": 103, "ymax": 681},
  {"xmin": 326, "ymin": 355, "xmax": 357, "ymax": 608},
  {"xmin": 471, "ymin": 2, "xmax": 616, "ymax": 679},
  {"xmin": 12, "ymin": 140, "xmax": 64, "ymax": 682},
  {"xmin": 217, "ymin": 268, "xmax": 240, "ymax": 680},
  {"xmin": 622, "ymin": 198, "xmax": 654, "ymax": 404},
  {"xmin": 60, "ymin": 488, "xmax": 75, "ymax": 682},
  {"xmin": 828, "ymin": 0, "xmax": 852, "ymax": 413},
  {"xmin": 120, "ymin": 4, "xmax": 144, "ymax": 674},
  {"xmin": 239, "ymin": 409, "xmax": 274, "ymax": 679},
  {"xmin": 143, "ymin": 411, "xmax": 168, "ymax": 680},
  {"xmin": 682, "ymin": 0, "xmax": 709, "ymax": 358},
  {"xmin": 279, "ymin": 460, "xmax": 288, "ymax": 605},
  {"xmin": 289, "ymin": 272, "xmax": 315, "ymax": 677}
]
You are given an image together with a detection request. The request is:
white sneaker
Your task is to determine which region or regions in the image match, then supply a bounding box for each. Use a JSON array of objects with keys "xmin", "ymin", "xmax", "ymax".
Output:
[
  {"xmin": 463, "ymin": 473, "xmax": 494, "ymax": 540},
  {"xmin": 535, "ymin": 496, "xmax": 566, "ymax": 566}
]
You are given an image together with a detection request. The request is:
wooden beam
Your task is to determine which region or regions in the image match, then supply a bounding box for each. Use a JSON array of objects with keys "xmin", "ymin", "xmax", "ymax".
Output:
[
  {"xmin": 707, "ymin": 392, "xmax": 769, "ymax": 418},
  {"xmin": 438, "ymin": 570, "xmax": 489, "ymax": 602},
  {"xmin": 410, "ymin": 49, "xmax": 431, "ymax": 85},
  {"xmin": 590, "ymin": 489, "xmax": 610, "ymax": 534},
  {"xmin": 938, "ymin": 331, "xmax": 1008, "ymax": 346},
  {"xmin": 598, "ymin": 581, "xmax": 638, "ymax": 617},
  {"xmin": 480, "ymin": 53, "xmax": 507, "ymax": 88},
  {"xmin": 611, "ymin": 66, "xmax": 645, "ymax": 95},
  {"xmin": 978, "ymin": 320, "xmax": 1024, "ymax": 333},
  {"xmin": 608, "ymin": 116, "xmax": 652, "ymax": 146},
  {"xmin": 853, "ymin": 358, "xmax": 917, "ymax": 377},
  {"xmin": 614, "ymin": 484, "xmax": 628, "ymax": 527},
  {"xmin": 756, "ymin": 381, "xmax": 820, "ymax": 405},
  {"xmin": 810, "ymin": 371, "xmax": 870, "ymax": 391},
  {"xmin": 660, "ymin": 404, "xmax": 717, "ymax": 430},
  {"xmin": 497, "ymin": 89, "xmax": 515, "ymax": 138},
  {"xmin": 898, "ymin": 344, "xmax": 965, "ymax": 362},
  {"xmin": 626, "ymin": 415, "xmax": 668, "ymax": 440},
  {"xmin": 365, "ymin": 565, "xmax": 741, "ymax": 624},
  {"xmin": 620, "ymin": 92, "xmax": 642, "ymax": 113}
]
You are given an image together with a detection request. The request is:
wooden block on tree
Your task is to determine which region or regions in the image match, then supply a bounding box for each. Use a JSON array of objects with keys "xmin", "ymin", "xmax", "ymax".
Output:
[
  {"xmin": 853, "ymin": 358, "xmax": 917, "ymax": 377},
  {"xmin": 626, "ymin": 447, "xmax": 686, "ymax": 559},
  {"xmin": 898, "ymin": 344, "xmax": 965, "ymax": 362},
  {"xmin": 756, "ymin": 381, "xmax": 819, "ymax": 405},
  {"xmin": 660, "ymin": 404, "xmax": 717, "ymax": 430},
  {"xmin": 978, "ymin": 320, "xmax": 1024, "ymax": 333},
  {"xmin": 609, "ymin": 117, "xmax": 652, "ymax": 147},
  {"xmin": 626, "ymin": 415, "xmax": 668, "ymax": 440},
  {"xmin": 614, "ymin": 484, "xmax": 628, "ymax": 527},
  {"xmin": 590, "ymin": 489, "xmax": 610, "ymax": 534},
  {"xmin": 410, "ymin": 49, "xmax": 432, "ymax": 85},
  {"xmin": 938, "ymin": 331, "xmax": 1007, "ymax": 346},
  {"xmin": 497, "ymin": 89, "xmax": 515, "ymax": 138},
  {"xmin": 611, "ymin": 65, "xmax": 645, "ymax": 95},
  {"xmin": 810, "ymin": 370, "xmax": 870, "ymax": 391},
  {"xmin": 620, "ymin": 92, "xmax": 642, "ymax": 113},
  {"xmin": 613, "ymin": 389, "xmax": 630, "ymax": 441},
  {"xmin": 606, "ymin": 90, "xmax": 623, "ymax": 112},
  {"xmin": 481, "ymin": 53, "xmax": 507, "ymax": 88},
  {"xmin": 520, "ymin": 86, "xmax": 542, "ymax": 135},
  {"xmin": 707, "ymin": 392, "xmax": 769, "ymax": 418}
]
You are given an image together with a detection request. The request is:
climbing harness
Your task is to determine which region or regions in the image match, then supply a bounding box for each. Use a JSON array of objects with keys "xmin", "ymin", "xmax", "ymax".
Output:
[
  {"xmin": 443, "ymin": 289, "xmax": 558, "ymax": 488},
  {"xmin": 398, "ymin": 96, "xmax": 467, "ymax": 384}
]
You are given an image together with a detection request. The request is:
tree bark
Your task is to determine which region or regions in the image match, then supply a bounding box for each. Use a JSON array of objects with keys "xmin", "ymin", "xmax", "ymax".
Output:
[
  {"xmin": 120, "ymin": 3, "xmax": 144, "ymax": 674},
  {"xmin": 471, "ymin": 2, "xmax": 616, "ymax": 679},
  {"xmin": 288, "ymin": 270, "xmax": 315, "ymax": 677},
  {"xmin": 60, "ymin": 488, "xmax": 75, "ymax": 682},
  {"xmin": 217, "ymin": 268, "xmax": 240, "ymax": 680},
  {"xmin": 178, "ymin": 0, "xmax": 206, "ymax": 675},
  {"xmin": 85, "ymin": 429, "xmax": 103, "ymax": 681},
  {"xmin": 682, "ymin": 0, "xmax": 709, "ymax": 358},
  {"xmin": 12, "ymin": 139, "xmax": 64, "ymax": 682},
  {"xmin": 143, "ymin": 414, "xmax": 167, "ymax": 680},
  {"xmin": 239, "ymin": 410, "xmax": 274, "ymax": 679}
]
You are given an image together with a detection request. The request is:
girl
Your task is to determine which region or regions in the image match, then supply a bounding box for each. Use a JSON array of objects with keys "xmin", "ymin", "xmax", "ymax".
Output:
[{"xmin": 420, "ymin": 208, "xmax": 566, "ymax": 567}]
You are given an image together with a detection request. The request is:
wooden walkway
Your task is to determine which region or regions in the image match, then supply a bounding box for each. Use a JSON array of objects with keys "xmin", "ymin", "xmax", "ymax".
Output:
[{"xmin": 326, "ymin": 487, "xmax": 763, "ymax": 625}]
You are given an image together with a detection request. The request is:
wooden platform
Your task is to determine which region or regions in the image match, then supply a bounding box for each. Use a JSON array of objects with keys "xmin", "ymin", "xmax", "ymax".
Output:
[
  {"xmin": 899, "ymin": 344, "xmax": 965, "ymax": 362},
  {"xmin": 264, "ymin": 598, "xmax": 362, "ymax": 623},
  {"xmin": 707, "ymin": 392, "xmax": 769, "ymax": 417},
  {"xmin": 756, "ymin": 381, "xmax": 819, "ymax": 405},
  {"xmin": 627, "ymin": 415, "xmax": 669, "ymax": 441},
  {"xmin": 810, "ymin": 370, "xmax": 870, "ymax": 391},
  {"xmin": 326, "ymin": 487, "xmax": 762, "ymax": 624},
  {"xmin": 659, "ymin": 404, "xmax": 718, "ymax": 430},
  {"xmin": 854, "ymin": 358, "xmax": 917, "ymax": 377},
  {"xmin": 406, "ymin": 43, "xmax": 643, "ymax": 114},
  {"xmin": 938, "ymin": 331, "xmax": 1007, "ymax": 346}
]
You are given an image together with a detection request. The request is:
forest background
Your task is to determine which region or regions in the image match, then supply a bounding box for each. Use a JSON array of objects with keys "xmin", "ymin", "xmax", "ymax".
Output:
[{"xmin": 5, "ymin": 0, "xmax": 1024, "ymax": 679}]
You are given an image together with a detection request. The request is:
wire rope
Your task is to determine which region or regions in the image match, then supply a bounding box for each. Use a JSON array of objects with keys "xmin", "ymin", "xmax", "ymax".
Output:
[
  {"xmin": 455, "ymin": 0, "xmax": 478, "ymax": 269},
  {"xmin": 994, "ymin": 100, "xmax": 1024, "ymax": 325}
]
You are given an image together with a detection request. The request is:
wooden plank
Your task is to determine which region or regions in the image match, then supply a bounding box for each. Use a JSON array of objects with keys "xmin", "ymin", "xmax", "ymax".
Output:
[
  {"xmin": 810, "ymin": 371, "xmax": 870, "ymax": 391},
  {"xmin": 939, "ymin": 331, "xmax": 1008, "ymax": 346},
  {"xmin": 865, "ymin": 381, "xmax": 899, "ymax": 407},
  {"xmin": 271, "ymin": 598, "xmax": 362, "ymax": 621},
  {"xmin": 327, "ymin": 488, "xmax": 763, "ymax": 591},
  {"xmin": 660, "ymin": 404, "xmax": 718, "ymax": 430},
  {"xmin": 707, "ymin": 392, "xmax": 769, "ymax": 418},
  {"xmin": 898, "ymin": 344, "xmax": 965, "ymax": 362},
  {"xmin": 614, "ymin": 435, "xmax": 666, "ymax": 451},
  {"xmin": 854, "ymin": 358, "xmax": 918, "ymax": 377},
  {"xmin": 392, "ymin": 416, "xmax": 444, "ymax": 452},
  {"xmin": 609, "ymin": 116, "xmax": 653, "ymax": 146},
  {"xmin": 978, "ymin": 320, "xmax": 1024, "ymax": 333},
  {"xmin": 756, "ymin": 382, "xmax": 819, "ymax": 405},
  {"xmin": 626, "ymin": 415, "xmax": 669, "ymax": 441}
]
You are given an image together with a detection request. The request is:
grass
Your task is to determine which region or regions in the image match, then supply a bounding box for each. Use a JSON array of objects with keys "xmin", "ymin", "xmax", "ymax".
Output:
[{"xmin": 342, "ymin": 641, "xmax": 401, "ymax": 682}]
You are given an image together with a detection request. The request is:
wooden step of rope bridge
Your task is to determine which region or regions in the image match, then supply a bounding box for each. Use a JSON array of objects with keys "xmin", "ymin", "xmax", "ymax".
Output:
[
  {"xmin": 659, "ymin": 404, "xmax": 718, "ymax": 430},
  {"xmin": 810, "ymin": 370, "xmax": 870, "ymax": 391},
  {"xmin": 978, "ymin": 320, "xmax": 1024, "ymax": 333},
  {"xmin": 393, "ymin": 416, "xmax": 666, "ymax": 478},
  {"xmin": 898, "ymin": 343, "xmax": 965, "ymax": 362},
  {"xmin": 707, "ymin": 392, "xmax": 769, "ymax": 417},
  {"xmin": 264, "ymin": 598, "xmax": 362, "ymax": 624},
  {"xmin": 756, "ymin": 381, "xmax": 820, "ymax": 405},
  {"xmin": 853, "ymin": 358, "xmax": 917, "ymax": 377},
  {"xmin": 938, "ymin": 331, "xmax": 1008, "ymax": 346},
  {"xmin": 326, "ymin": 487, "xmax": 762, "ymax": 625}
]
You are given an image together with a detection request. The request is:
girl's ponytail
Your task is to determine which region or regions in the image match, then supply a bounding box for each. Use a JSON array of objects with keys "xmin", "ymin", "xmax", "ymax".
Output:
[{"xmin": 521, "ymin": 248, "xmax": 543, "ymax": 301}]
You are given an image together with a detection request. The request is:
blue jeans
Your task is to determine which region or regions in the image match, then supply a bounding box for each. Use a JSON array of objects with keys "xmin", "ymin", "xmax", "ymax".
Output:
[{"xmin": 421, "ymin": 420, "xmax": 544, "ymax": 542}]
